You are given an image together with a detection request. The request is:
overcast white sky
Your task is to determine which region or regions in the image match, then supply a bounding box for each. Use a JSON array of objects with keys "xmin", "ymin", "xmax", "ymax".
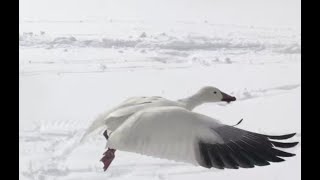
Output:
[{"xmin": 19, "ymin": 0, "xmax": 300, "ymax": 28}]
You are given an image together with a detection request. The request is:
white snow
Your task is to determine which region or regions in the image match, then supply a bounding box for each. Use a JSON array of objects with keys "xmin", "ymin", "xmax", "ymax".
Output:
[{"xmin": 19, "ymin": 1, "xmax": 300, "ymax": 179}]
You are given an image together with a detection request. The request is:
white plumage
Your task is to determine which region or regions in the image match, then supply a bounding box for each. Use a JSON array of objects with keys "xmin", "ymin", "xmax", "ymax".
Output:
[
  {"xmin": 80, "ymin": 86, "xmax": 236, "ymax": 142},
  {"xmin": 107, "ymin": 106, "xmax": 223, "ymax": 166},
  {"xmin": 80, "ymin": 86, "xmax": 297, "ymax": 170},
  {"xmin": 106, "ymin": 106, "xmax": 298, "ymax": 169}
]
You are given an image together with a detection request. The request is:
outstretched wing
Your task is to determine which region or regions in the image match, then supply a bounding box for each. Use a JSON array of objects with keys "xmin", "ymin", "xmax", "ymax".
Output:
[
  {"xmin": 106, "ymin": 96, "xmax": 164, "ymax": 118},
  {"xmin": 199, "ymin": 126, "xmax": 298, "ymax": 169},
  {"xmin": 107, "ymin": 107, "xmax": 298, "ymax": 169},
  {"xmin": 104, "ymin": 96, "xmax": 181, "ymax": 132},
  {"xmin": 80, "ymin": 96, "xmax": 168, "ymax": 143}
]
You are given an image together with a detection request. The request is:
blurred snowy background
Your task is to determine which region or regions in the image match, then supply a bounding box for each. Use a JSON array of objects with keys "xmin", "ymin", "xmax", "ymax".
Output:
[{"xmin": 19, "ymin": 0, "xmax": 301, "ymax": 180}]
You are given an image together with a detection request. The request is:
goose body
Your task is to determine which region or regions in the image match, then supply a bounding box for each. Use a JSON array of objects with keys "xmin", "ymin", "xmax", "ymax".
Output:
[
  {"xmin": 80, "ymin": 86, "xmax": 236, "ymax": 142},
  {"xmin": 102, "ymin": 96, "xmax": 183, "ymax": 132},
  {"xmin": 106, "ymin": 106, "xmax": 298, "ymax": 169}
]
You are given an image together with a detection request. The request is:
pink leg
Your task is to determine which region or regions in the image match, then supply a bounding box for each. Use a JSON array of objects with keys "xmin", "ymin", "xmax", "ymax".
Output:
[{"xmin": 100, "ymin": 148, "xmax": 116, "ymax": 171}]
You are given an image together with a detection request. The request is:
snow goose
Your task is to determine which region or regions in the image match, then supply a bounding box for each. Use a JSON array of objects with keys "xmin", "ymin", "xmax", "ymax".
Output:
[
  {"xmin": 101, "ymin": 106, "xmax": 298, "ymax": 171},
  {"xmin": 80, "ymin": 86, "xmax": 236, "ymax": 142}
]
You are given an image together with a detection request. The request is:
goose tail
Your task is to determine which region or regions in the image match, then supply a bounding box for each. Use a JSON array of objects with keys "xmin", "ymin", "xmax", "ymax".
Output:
[{"xmin": 79, "ymin": 114, "xmax": 106, "ymax": 144}]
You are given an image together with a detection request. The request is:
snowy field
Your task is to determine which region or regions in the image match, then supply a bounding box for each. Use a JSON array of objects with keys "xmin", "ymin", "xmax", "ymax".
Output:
[{"xmin": 19, "ymin": 7, "xmax": 301, "ymax": 180}]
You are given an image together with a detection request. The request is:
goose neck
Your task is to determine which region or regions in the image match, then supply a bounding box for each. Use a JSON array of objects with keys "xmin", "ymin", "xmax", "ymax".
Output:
[{"xmin": 178, "ymin": 94, "xmax": 203, "ymax": 110}]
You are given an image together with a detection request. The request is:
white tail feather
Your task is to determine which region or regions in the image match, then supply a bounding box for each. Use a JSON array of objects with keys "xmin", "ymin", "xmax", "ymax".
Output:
[{"xmin": 79, "ymin": 114, "xmax": 106, "ymax": 144}]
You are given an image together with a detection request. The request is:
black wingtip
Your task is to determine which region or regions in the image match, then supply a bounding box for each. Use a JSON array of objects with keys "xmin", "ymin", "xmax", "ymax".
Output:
[
  {"xmin": 266, "ymin": 133, "xmax": 296, "ymax": 140},
  {"xmin": 270, "ymin": 148, "xmax": 296, "ymax": 157},
  {"xmin": 232, "ymin": 119, "xmax": 244, "ymax": 127},
  {"xmin": 199, "ymin": 127, "xmax": 299, "ymax": 170},
  {"xmin": 273, "ymin": 157, "xmax": 285, "ymax": 163},
  {"xmin": 270, "ymin": 141, "xmax": 299, "ymax": 148}
]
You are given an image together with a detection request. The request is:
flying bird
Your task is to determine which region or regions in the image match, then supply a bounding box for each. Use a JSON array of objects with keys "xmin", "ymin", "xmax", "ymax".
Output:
[{"xmin": 80, "ymin": 86, "xmax": 236, "ymax": 142}]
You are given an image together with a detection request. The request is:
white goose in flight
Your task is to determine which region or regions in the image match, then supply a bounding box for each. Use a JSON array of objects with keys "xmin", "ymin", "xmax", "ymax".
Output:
[
  {"xmin": 101, "ymin": 106, "xmax": 298, "ymax": 171},
  {"xmin": 80, "ymin": 86, "xmax": 236, "ymax": 142}
]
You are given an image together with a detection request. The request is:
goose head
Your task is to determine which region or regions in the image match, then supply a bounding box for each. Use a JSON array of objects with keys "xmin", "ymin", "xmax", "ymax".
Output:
[
  {"xmin": 178, "ymin": 86, "xmax": 237, "ymax": 110},
  {"xmin": 195, "ymin": 86, "xmax": 236, "ymax": 103}
]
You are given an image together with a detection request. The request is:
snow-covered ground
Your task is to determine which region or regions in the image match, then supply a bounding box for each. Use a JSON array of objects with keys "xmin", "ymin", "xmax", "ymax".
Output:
[{"xmin": 19, "ymin": 18, "xmax": 301, "ymax": 180}]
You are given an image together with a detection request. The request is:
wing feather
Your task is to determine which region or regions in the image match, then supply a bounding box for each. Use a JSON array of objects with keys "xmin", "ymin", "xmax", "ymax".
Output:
[{"xmin": 107, "ymin": 107, "xmax": 298, "ymax": 169}]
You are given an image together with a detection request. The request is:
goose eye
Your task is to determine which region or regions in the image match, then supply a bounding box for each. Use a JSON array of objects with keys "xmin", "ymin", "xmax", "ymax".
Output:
[{"xmin": 213, "ymin": 91, "xmax": 217, "ymax": 94}]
